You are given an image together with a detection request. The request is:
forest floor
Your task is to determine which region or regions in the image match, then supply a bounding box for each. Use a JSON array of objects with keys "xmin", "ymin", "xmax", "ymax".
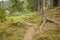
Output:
[{"xmin": 0, "ymin": 7, "xmax": 60, "ymax": 40}]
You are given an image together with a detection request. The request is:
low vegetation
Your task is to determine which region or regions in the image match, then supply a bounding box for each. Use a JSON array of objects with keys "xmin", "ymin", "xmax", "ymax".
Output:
[{"xmin": 0, "ymin": 8, "xmax": 60, "ymax": 40}]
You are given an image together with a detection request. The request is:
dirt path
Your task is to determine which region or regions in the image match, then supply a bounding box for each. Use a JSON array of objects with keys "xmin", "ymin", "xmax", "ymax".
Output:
[{"xmin": 24, "ymin": 23, "xmax": 37, "ymax": 40}]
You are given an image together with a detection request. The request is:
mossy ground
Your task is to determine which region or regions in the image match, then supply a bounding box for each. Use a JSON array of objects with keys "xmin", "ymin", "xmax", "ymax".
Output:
[{"xmin": 0, "ymin": 7, "xmax": 60, "ymax": 40}]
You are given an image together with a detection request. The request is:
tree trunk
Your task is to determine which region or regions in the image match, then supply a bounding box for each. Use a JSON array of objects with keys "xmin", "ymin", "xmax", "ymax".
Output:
[
  {"xmin": 38, "ymin": 0, "xmax": 40, "ymax": 13},
  {"xmin": 2, "ymin": 0, "xmax": 4, "ymax": 10},
  {"xmin": 50, "ymin": 0, "xmax": 54, "ymax": 8},
  {"xmin": 40, "ymin": 0, "xmax": 47, "ymax": 35},
  {"xmin": 58, "ymin": 0, "xmax": 60, "ymax": 7}
]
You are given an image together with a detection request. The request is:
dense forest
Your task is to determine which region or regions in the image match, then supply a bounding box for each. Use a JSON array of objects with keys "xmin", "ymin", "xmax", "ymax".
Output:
[{"xmin": 0, "ymin": 0, "xmax": 60, "ymax": 40}]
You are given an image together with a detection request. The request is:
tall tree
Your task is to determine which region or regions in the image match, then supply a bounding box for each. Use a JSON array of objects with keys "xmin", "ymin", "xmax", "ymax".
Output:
[
  {"xmin": 1, "ymin": 0, "xmax": 4, "ymax": 9},
  {"xmin": 38, "ymin": 0, "xmax": 40, "ymax": 13},
  {"xmin": 40, "ymin": 0, "xmax": 47, "ymax": 34},
  {"xmin": 38, "ymin": 0, "xmax": 42, "ymax": 13},
  {"xmin": 58, "ymin": 0, "xmax": 60, "ymax": 7}
]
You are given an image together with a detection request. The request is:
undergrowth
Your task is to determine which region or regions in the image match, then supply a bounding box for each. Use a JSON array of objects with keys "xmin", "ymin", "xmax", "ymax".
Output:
[{"xmin": 0, "ymin": 7, "xmax": 60, "ymax": 40}]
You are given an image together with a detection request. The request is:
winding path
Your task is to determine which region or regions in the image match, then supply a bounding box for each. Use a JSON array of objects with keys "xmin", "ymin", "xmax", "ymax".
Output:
[{"xmin": 23, "ymin": 22, "xmax": 37, "ymax": 40}]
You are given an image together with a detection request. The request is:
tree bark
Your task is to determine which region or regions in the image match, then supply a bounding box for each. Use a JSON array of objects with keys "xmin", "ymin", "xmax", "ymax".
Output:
[
  {"xmin": 38, "ymin": 0, "xmax": 40, "ymax": 13},
  {"xmin": 2, "ymin": 0, "xmax": 4, "ymax": 10},
  {"xmin": 40, "ymin": 0, "xmax": 47, "ymax": 34},
  {"xmin": 50, "ymin": 0, "xmax": 54, "ymax": 8},
  {"xmin": 58, "ymin": 0, "xmax": 60, "ymax": 7}
]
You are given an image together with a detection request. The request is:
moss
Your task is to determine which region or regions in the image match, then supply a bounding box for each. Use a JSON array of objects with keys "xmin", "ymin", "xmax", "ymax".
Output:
[{"xmin": 0, "ymin": 7, "xmax": 60, "ymax": 40}]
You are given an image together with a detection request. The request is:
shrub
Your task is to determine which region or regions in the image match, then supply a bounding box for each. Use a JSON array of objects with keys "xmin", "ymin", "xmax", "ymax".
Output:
[{"xmin": 0, "ymin": 8, "xmax": 7, "ymax": 21}]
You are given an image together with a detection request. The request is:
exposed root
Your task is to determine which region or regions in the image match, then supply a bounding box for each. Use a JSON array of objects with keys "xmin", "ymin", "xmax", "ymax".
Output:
[{"xmin": 47, "ymin": 18, "xmax": 60, "ymax": 25}]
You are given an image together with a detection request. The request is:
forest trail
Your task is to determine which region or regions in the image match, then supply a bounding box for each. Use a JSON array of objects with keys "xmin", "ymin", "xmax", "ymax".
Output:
[{"xmin": 24, "ymin": 22, "xmax": 37, "ymax": 40}]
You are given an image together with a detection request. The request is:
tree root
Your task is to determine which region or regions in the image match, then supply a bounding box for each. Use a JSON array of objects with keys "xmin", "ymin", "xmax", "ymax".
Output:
[{"xmin": 47, "ymin": 18, "xmax": 60, "ymax": 25}]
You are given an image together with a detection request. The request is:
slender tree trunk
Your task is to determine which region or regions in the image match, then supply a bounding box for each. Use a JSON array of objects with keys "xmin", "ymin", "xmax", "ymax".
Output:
[
  {"xmin": 38, "ymin": 0, "xmax": 40, "ymax": 13},
  {"xmin": 58, "ymin": 0, "xmax": 60, "ymax": 7},
  {"xmin": 50, "ymin": 0, "xmax": 54, "ymax": 8},
  {"xmin": 2, "ymin": 0, "xmax": 4, "ymax": 10},
  {"xmin": 40, "ymin": 0, "xmax": 47, "ymax": 35}
]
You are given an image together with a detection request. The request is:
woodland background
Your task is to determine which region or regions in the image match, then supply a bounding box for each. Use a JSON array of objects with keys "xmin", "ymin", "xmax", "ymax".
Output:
[{"xmin": 0, "ymin": 0, "xmax": 60, "ymax": 40}]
